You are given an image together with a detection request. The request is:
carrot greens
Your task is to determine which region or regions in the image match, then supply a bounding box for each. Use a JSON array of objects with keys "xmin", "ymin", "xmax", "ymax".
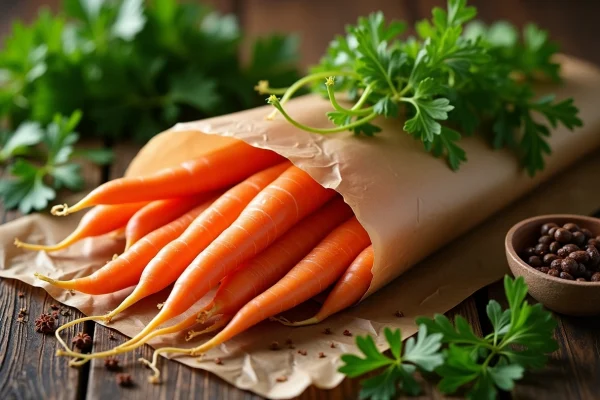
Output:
[{"xmin": 264, "ymin": 0, "xmax": 582, "ymax": 175}]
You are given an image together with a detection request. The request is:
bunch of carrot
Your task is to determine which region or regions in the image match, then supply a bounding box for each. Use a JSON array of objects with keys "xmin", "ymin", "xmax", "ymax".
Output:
[{"xmin": 19, "ymin": 140, "xmax": 374, "ymax": 383}]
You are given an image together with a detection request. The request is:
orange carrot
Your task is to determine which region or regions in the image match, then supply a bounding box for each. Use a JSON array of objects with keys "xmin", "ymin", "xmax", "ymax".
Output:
[
  {"xmin": 276, "ymin": 245, "xmax": 373, "ymax": 326},
  {"xmin": 124, "ymin": 195, "xmax": 212, "ymax": 250},
  {"xmin": 51, "ymin": 141, "xmax": 284, "ymax": 216},
  {"xmin": 34, "ymin": 197, "xmax": 218, "ymax": 294},
  {"xmin": 121, "ymin": 165, "xmax": 336, "ymax": 347},
  {"xmin": 15, "ymin": 202, "xmax": 148, "ymax": 252},
  {"xmin": 140, "ymin": 217, "xmax": 370, "ymax": 381},
  {"xmin": 197, "ymin": 197, "xmax": 353, "ymax": 326},
  {"xmin": 53, "ymin": 163, "xmax": 290, "ymax": 358}
]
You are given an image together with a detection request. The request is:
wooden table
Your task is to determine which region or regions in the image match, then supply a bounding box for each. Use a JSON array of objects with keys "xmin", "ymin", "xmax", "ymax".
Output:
[{"xmin": 1, "ymin": 143, "xmax": 599, "ymax": 400}]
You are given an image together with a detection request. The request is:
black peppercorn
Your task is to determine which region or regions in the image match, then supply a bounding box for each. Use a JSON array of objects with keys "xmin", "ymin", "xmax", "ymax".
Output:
[
  {"xmin": 588, "ymin": 239, "xmax": 600, "ymax": 249},
  {"xmin": 563, "ymin": 223, "xmax": 580, "ymax": 232},
  {"xmin": 548, "ymin": 268, "xmax": 560, "ymax": 277},
  {"xmin": 581, "ymin": 228, "xmax": 593, "ymax": 240},
  {"xmin": 586, "ymin": 245, "xmax": 600, "ymax": 267},
  {"xmin": 538, "ymin": 267, "xmax": 550, "ymax": 274},
  {"xmin": 549, "ymin": 241, "xmax": 561, "ymax": 254},
  {"xmin": 558, "ymin": 244, "xmax": 580, "ymax": 258},
  {"xmin": 554, "ymin": 228, "xmax": 572, "ymax": 244},
  {"xmin": 538, "ymin": 235, "xmax": 553, "ymax": 245},
  {"xmin": 560, "ymin": 272, "xmax": 575, "ymax": 280},
  {"xmin": 543, "ymin": 253, "xmax": 559, "ymax": 265},
  {"xmin": 528, "ymin": 256, "xmax": 542, "ymax": 267},
  {"xmin": 548, "ymin": 227, "xmax": 558, "ymax": 237},
  {"xmin": 572, "ymin": 231, "xmax": 586, "ymax": 247},
  {"xmin": 541, "ymin": 222, "xmax": 558, "ymax": 236},
  {"xmin": 568, "ymin": 251, "xmax": 590, "ymax": 265},
  {"xmin": 561, "ymin": 258, "xmax": 578, "ymax": 275},
  {"xmin": 523, "ymin": 247, "xmax": 537, "ymax": 258},
  {"xmin": 535, "ymin": 243, "xmax": 549, "ymax": 256},
  {"xmin": 550, "ymin": 259, "xmax": 563, "ymax": 270}
]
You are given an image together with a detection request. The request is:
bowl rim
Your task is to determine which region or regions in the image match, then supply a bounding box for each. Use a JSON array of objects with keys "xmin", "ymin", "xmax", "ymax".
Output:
[{"xmin": 505, "ymin": 213, "xmax": 600, "ymax": 287}]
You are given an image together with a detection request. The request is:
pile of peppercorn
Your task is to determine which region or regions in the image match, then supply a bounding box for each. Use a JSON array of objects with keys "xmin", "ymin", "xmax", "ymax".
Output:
[{"xmin": 522, "ymin": 222, "xmax": 600, "ymax": 282}]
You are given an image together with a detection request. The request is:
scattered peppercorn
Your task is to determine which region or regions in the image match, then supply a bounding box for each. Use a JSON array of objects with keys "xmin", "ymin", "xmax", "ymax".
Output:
[
  {"xmin": 17, "ymin": 291, "xmax": 24, "ymax": 298},
  {"xmin": 322, "ymin": 328, "xmax": 332, "ymax": 335},
  {"xmin": 330, "ymin": 342, "xmax": 336, "ymax": 348},
  {"xmin": 34, "ymin": 313, "xmax": 55, "ymax": 333},
  {"xmin": 104, "ymin": 358, "xmax": 120, "ymax": 371},
  {"xmin": 116, "ymin": 373, "xmax": 133, "ymax": 387},
  {"xmin": 276, "ymin": 376, "xmax": 288, "ymax": 383},
  {"xmin": 343, "ymin": 330, "xmax": 352, "ymax": 337},
  {"xmin": 394, "ymin": 310, "xmax": 404, "ymax": 318},
  {"xmin": 523, "ymin": 221, "xmax": 600, "ymax": 282},
  {"xmin": 270, "ymin": 341, "xmax": 281, "ymax": 351},
  {"xmin": 50, "ymin": 304, "xmax": 59, "ymax": 310},
  {"xmin": 51, "ymin": 311, "xmax": 59, "ymax": 319},
  {"xmin": 109, "ymin": 332, "xmax": 117, "ymax": 340},
  {"xmin": 17, "ymin": 307, "xmax": 28, "ymax": 323},
  {"xmin": 297, "ymin": 350, "xmax": 307, "ymax": 356},
  {"xmin": 72, "ymin": 332, "xmax": 93, "ymax": 352},
  {"xmin": 318, "ymin": 352, "xmax": 326, "ymax": 358},
  {"xmin": 214, "ymin": 358, "xmax": 223, "ymax": 365}
]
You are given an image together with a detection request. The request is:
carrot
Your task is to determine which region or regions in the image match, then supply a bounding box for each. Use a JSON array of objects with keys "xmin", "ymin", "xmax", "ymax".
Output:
[
  {"xmin": 117, "ymin": 165, "xmax": 336, "ymax": 349},
  {"xmin": 58, "ymin": 197, "xmax": 350, "ymax": 365},
  {"xmin": 14, "ymin": 202, "xmax": 148, "ymax": 252},
  {"xmin": 124, "ymin": 196, "xmax": 212, "ymax": 250},
  {"xmin": 53, "ymin": 162, "xmax": 291, "ymax": 356},
  {"xmin": 196, "ymin": 197, "xmax": 353, "ymax": 327},
  {"xmin": 34, "ymin": 196, "xmax": 218, "ymax": 294},
  {"xmin": 51, "ymin": 141, "xmax": 284, "ymax": 216},
  {"xmin": 276, "ymin": 245, "xmax": 373, "ymax": 326},
  {"xmin": 141, "ymin": 217, "xmax": 370, "ymax": 382}
]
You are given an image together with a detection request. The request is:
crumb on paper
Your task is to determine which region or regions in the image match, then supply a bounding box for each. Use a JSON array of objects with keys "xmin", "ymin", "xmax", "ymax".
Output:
[
  {"xmin": 330, "ymin": 342, "xmax": 336, "ymax": 348},
  {"xmin": 394, "ymin": 310, "xmax": 404, "ymax": 318},
  {"xmin": 343, "ymin": 329, "xmax": 352, "ymax": 337},
  {"xmin": 270, "ymin": 341, "xmax": 280, "ymax": 351},
  {"xmin": 297, "ymin": 349, "xmax": 307, "ymax": 356},
  {"xmin": 214, "ymin": 358, "xmax": 223, "ymax": 365},
  {"xmin": 276, "ymin": 376, "xmax": 288, "ymax": 383},
  {"xmin": 322, "ymin": 328, "xmax": 332, "ymax": 335},
  {"xmin": 318, "ymin": 352, "xmax": 326, "ymax": 358}
]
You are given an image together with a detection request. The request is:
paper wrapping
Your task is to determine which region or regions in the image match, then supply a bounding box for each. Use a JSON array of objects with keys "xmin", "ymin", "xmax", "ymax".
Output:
[{"xmin": 1, "ymin": 56, "xmax": 600, "ymax": 399}]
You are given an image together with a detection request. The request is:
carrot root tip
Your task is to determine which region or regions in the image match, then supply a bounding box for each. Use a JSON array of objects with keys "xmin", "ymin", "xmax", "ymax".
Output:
[
  {"xmin": 34, "ymin": 272, "xmax": 58, "ymax": 285},
  {"xmin": 51, "ymin": 204, "xmax": 70, "ymax": 216},
  {"xmin": 112, "ymin": 254, "xmax": 119, "ymax": 261},
  {"xmin": 270, "ymin": 316, "xmax": 320, "ymax": 327}
]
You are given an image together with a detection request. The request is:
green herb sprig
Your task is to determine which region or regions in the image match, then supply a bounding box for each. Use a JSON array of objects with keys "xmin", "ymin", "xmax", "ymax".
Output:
[
  {"xmin": 339, "ymin": 276, "xmax": 557, "ymax": 400},
  {"xmin": 0, "ymin": 112, "xmax": 112, "ymax": 214},
  {"xmin": 262, "ymin": 0, "xmax": 582, "ymax": 175},
  {"xmin": 0, "ymin": 0, "xmax": 300, "ymax": 142}
]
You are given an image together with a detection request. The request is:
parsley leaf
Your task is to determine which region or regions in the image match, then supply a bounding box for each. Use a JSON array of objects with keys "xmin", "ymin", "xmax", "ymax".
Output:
[
  {"xmin": 340, "ymin": 276, "xmax": 556, "ymax": 399},
  {"xmin": 266, "ymin": 0, "xmax": 581, "ymax": 174},
  {"xmin": 339, "ymin": 325, "xmax": 443, "ymax": 400},
  {"xmin": 0, "ymin": 112, "xmax": 111, "ymax": 213}
]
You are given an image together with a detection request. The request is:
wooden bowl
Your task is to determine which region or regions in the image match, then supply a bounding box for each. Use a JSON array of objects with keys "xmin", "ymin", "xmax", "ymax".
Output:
[{"xmin": 505, "ymin": 214, "xmax": 600, "ymax": 316}]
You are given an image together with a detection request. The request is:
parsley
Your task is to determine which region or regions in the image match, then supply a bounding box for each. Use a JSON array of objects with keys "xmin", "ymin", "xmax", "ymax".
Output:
[
  {"xmin": 263, "ymin": 0, "xmax": 582, "ymax": 175},
  {"xmin": 339, "ymin": 276, "xmax": 557, "ymax": 399},
  {"xmin": 0, "ymin": 112, "xmax": 113, "ymax": 214},
  {"xmin": 0, "ymin": 0, "xmax": 300, "ymax": 142},
  {"xmin": 339, "ymin": 325, "xmax": 444, "ymax": 399}
]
